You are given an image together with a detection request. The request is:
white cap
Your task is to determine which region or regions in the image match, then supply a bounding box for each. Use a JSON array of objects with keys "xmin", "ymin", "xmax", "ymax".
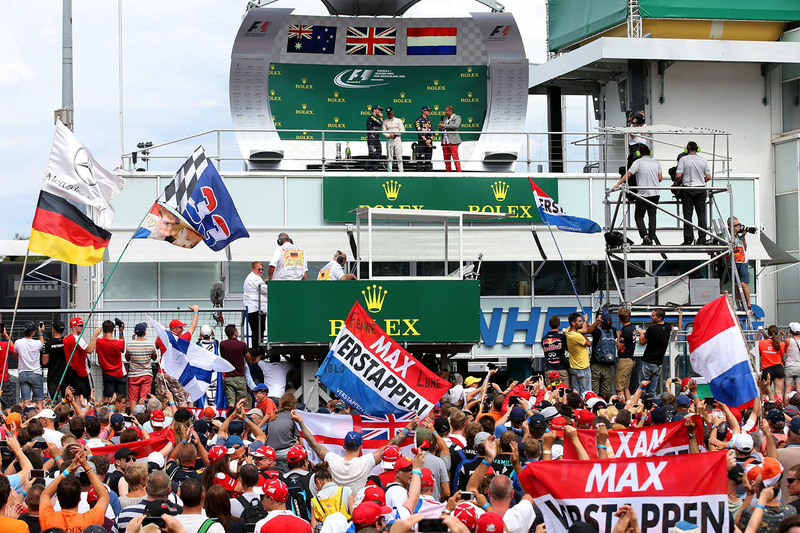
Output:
[
  {"xmin": 732, "ymin": 433, "xmax": 754, "ymax": 453},
  {"xmin": 551, "ymin": 443, "xmax": 564, "ymax": 459},
  {"xmin": 200, "ymin": 324, "xmax": 213, "ymax": 337},
  {"xmin": 147, "ymin": 452, "xmax": 165, "ymax": 468},
  {"xmin": 791, "ymin": 322, "xmax": 800, "ymax": 334},
  {"xmin": 34, "ymin": 409, "xmax": 57, "ymax": 419}
]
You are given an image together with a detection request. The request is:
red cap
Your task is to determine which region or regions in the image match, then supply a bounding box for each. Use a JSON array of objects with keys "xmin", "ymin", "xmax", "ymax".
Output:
[
  {"xmin": 287, "ymin": 444, "xmax": 307, "ymax": 463},
  {"xmin": 394, "ymin": 456, "xmax": 412, "ymax": 470},
  {"xmin": 550, "ymin": 416, "xmax": 569, "ymax": 437},
  {"xmin": 263, "ymin": 479, "xmax": 288, "ymax": 502},
  {"xmin": 214, "ymin": 472, "xmax": 237, "ymax": 492},
  {"xmin": 203, "ymin": 406, "xmax": 216, "ymax": 419},
  {"xmin": 574, "ymin": 409, "xmax": 594, "ymax": 427},
  {"xmin": 70, "ymin": 317, "xmax": 84, "ymax": 327},
  {"xmin": 584, "ymin": 391, "xmax": 598, "ymax": 400},
  {"xmin": 352, "ymin": 501, "xmax": 392, "ymax": 527},
  {"xmin": 453, "ymin": 502, "xmax": 479, "ymax": 529},
  {"xmin": 548, "ymin": 370, "xmax": 561, "ymax": 379},
  {"xmin": 681, "ymin": 377, "xmax": 692, "ymax": 389},
  {"xmin": 88, "ymin": 487, "xmax": 99, "ymax": 503},
  {"xmin": 252, "ymin": 446, "xmax": 277, "ymax": 460},
  {"xmin": 556, "ymin": 383, "xmax": 568, "ymax": 390},
  {"xmin": 420, "ymin": 468, "xmax": 434, "ymax": 487},
  {"xmin": 381, "ymin": 445, "xmax": 402, "ymax": 468},
  {"xmin": 169, "ymin": 319, "xmax": 186, "ymax": 329},
  {"xmin": 476, "ymin": 512, "xmax": 505, "ymax": 533},
  {"xmin": 208, "ymin": 445, "xmax": 227, "ymax": 463},
  {"xmin": 363, "ymin": 486, "xmax": 386, "ymax": 506},
  {"xmin": 150, "ymin": 410, "xmax": 166, "ymax": 426}
]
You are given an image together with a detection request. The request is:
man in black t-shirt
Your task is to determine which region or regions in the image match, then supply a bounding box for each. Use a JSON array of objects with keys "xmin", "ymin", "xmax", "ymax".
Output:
[
  {"xmin": 541, "ymin": 316, "xmax": 569, "ymax": 387},
  {"xmin": 615, "ymin": 308, "xmax": 636, "ymax": 400},
  {"xmin": 42, "ymin": 319, "xmax": 67, "ymax": 399},
  {"xmin": 638, "ymin": 308, "xmax": 672, "ymax": 396}
]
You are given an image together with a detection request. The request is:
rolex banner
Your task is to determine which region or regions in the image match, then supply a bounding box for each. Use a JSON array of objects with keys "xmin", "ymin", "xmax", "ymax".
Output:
[
  {"xmin": 562, "ymin": 416, "xmax": 703, "ymax": 460},
  {"xmin": 518, "ymin": 452, "xmax": 729, "ymax": 533},
  {"xmin": 316, "ymin": 301, "xmax": 451, "ymax": 416}
]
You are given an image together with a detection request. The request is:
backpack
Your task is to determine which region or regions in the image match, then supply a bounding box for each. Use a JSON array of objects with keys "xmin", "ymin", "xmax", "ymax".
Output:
[
  {"xmin": 283, "ymin": 470, "xmax": 313, "ymax": 522},
  {"xmin": 594, "ymin": 328, "xmax": 617, "ymax": 364},
  {"xmin": 311, "ymin": 486, "xmax": 351, "ymax": 521},
  {"xmin": 237, "ymin": 495, "xmax": 268, "ymax": 533}
]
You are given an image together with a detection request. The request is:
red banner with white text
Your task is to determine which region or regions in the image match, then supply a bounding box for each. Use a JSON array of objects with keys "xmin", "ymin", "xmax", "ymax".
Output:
[{"xmin": 519, "ymin": 451, "xmax": 729, "ymax": 533}]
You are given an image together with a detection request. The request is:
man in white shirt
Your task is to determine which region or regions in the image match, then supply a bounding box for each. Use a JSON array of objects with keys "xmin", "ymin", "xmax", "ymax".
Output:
[
  {"xmin": 269, "ymin": 233, "xmax": 307, "ymax": 281},
  {"xmin": 15, "ymin": 322, "xmax": 45, "ymax": 408},
  {"xmin": 382, "ymin": 107, "xmax": 405, "ymax": 172},
  {"xmin": 243, "ymin": 261, "xmax": 268, "ymax": 353},
  {"xmin": 447, "ymin": 374, "xmax": 465, "ymax": 407},
  {"xmin": 611, "ymin": 144, "xmax": 663, "ymax": 245},
  {"xmin": 317, "ymin": 251, "xmax": 356, "ymax": 281},
  {"xmin": 676, "ymin": 140, "xmax": 712, "ymax": 245},
  {"xmin": 257, "ymin": 357, "xmax": 293, "ymax": 398},
  {"xmin": 293, "ymin": 411, "xmax": 416, "ymax": 495},
  {"xmin": 35, "ymin": 409, "xmax": 65, "ymax": 445},
  {"xmin": 178, "ymin": 478, "xmax": 225, "ymax": 533}
]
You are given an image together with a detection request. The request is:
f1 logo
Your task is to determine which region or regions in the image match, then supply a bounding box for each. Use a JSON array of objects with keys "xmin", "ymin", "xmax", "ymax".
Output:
[
  {"xmin": 488, "ymin": 25, "xmax": 512, "ymax": 39},
  {"xmin": 246, "ymin": 21, "xmax": 269, "ymax": 33}
]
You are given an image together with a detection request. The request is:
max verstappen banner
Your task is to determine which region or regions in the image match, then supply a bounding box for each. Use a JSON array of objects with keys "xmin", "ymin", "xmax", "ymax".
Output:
[
  {"xmin": 316, "ymin": 301, "xmax": 450, "ymax": 416},
  {"xmin": 563, "ymin": 417, "xmax": 702, "ymax": 460},
  {"xmin": 519, "ymin": 452, "xmax": 729, "ymax": 533}
]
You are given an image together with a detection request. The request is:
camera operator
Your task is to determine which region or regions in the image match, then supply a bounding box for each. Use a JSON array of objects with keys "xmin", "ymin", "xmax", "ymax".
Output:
[
  {"xmin": 626, "ymin": 111, "xmax": 647, "ymax": 169},
  {"xmin": 730, "ymin": 216, "xmax": 755, "ymax": 312}
]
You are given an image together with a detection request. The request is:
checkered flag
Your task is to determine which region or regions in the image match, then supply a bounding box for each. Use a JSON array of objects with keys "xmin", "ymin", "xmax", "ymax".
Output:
[{"xmin": 158, "ymin": 146, "xmax": 209, "ymax": 213}]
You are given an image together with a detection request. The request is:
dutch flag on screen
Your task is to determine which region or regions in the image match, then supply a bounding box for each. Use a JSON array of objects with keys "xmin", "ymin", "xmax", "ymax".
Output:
[
  {"xmin": 687, "ymin": 296, "xmax": 759, "ymax": 408},
  {"xmin": 407, "ymin": 27, "xmax": 457, "ymax": 55}
]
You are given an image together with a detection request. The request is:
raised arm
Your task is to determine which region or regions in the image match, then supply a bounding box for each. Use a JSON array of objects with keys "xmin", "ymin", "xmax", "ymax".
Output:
[
  {"xmin": 372, "ymin": 416, "xmax": 419, "ymax": 465},
  {"xmin": 565, "ymin": 426, "xmax": 589, "ymax": 461},
  {"xmin": 292, "ymin": 411, "xmax": 330, "ymax": 460}
]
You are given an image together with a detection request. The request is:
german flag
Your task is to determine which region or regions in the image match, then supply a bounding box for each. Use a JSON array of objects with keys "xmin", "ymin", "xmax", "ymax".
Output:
[{"xmin": 28, "ymin": 191, "xmax": 111, "ymax": 266}]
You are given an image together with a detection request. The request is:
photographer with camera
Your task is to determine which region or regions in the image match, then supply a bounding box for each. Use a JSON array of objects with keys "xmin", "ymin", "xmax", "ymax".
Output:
[{"xmin": 729, "ymin": 216, "xmax": 754, "ymax": 311}]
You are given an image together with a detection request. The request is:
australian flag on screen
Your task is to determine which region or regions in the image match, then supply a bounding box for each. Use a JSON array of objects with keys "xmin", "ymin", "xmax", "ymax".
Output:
[{"xmin": 286, "ymin": 24, "xmax": 337, "ymax": 54}]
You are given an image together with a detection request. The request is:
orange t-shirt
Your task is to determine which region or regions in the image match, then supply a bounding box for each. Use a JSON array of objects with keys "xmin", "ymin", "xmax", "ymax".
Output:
[
  {"xmin": 40, "ymin": 497, "xmax": 105, "ymax": 533},
  {"xmin": 0, "ymin": 516, "xmax": 29, "ymax": 533},
  {"xmin": 759, "ymin": 338, "xmax": 785, "ymax": 369}
]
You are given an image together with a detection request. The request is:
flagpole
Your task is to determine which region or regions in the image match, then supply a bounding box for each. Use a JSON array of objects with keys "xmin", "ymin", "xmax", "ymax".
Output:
[
  {"xmin": 544, "ymin": 222, "xmax": 585, "ymax": 312},
  {"xmin": 0, "ymin": 250, "xmax": 31, "ymax": 401}
]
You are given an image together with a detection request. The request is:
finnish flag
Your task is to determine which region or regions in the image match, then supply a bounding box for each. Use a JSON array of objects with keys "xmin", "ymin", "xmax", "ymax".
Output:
[{"xmin": 148, "ymin": 316, "xmax": 234, "ymax": 402}]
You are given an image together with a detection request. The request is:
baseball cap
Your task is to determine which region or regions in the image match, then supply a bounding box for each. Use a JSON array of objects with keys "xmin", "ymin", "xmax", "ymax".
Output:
[
  {"xmin": 676, "ymin": 395, "xmax": 692, "ymax": 407},
  {"xmin": 574, "ymin": 409, "xmax": 593, "ymax": 427},
  {"xmin": 134, "ymin": 322, "xmax": 147, "ymax": 335},
  {"xmin": 202, "ymin": 406, "xmax": 217, "ymax": 419},
  {"xmin": 173, "ymin": 408, "xmax": 192, "ymax": 423},
  {"xmin": 52, "ymin": 319, "xmax": 66, "ymax": 332},
  {"xmin": 200, "ymin": 324, "xmax": 213, "ymax": 337},
  {"xmin": 385, "ymin": 107, "xmax": 394, "ymax": 114},
  {"xmin": 251, "ymin": 384, "xmax": 269, "ymax": 392},
  {"xmin": 433, "ymin": 417, "xmax": 450, "ymax": 435},
  {"xmin": 150, "ymin": 410, "xmax": 165, "ymax": 427},
  {"xmin": 420, "ymin": 468, "xmax": 434, "ymax": 487},
  {"xmin": 5, "ymin": 412, "xmax": 20, "ymax": 428},
  {"xmin": 70, "ymin": 317, "xmax": 84, "ymax": 327},
  {"xmin": 226, "ymin": 435, "xmax": 244, "ymax": 453},
  {"xmin": 344, "ymin": 431, "xmax": 363, "ymax": 447},
  {"xmin": 476, "ymin": 512, "xmax": 505, "ymax": 533},
  {"xmin": 34, "ymin": 409, "xmax": 57, "ymax": 420},
  {"xmin": 147, "ymin": 451, "xmax": 165, "ymax": 468},
  {"xmin": 363, "ymin": 486, "xmax": 386, "ymax": 505},
  {"xmin": 246, "ymin": 408, "xmax": 264, "ymax": 418},
  {"xmin": 474, "ymin": 431, "xmax": 491, "ymax": 447},
  {"xmin": 767, "ymin": 409, "xmax": 785, "ymax": 426},
  {"xmin": 169, "ymin": 319, "xmax": 186, "ymax": 329},
  {"xmin": 208, "ymin": 445, "xmax": 227, "ymax": 463},
  {"xmin": 110, "ymin": 413, "xmax": 125, "ymax": 431},
  {"xmin": 214, "ymin": 472, "xmax": 237, "ymax": 492},
  {"xmin": 540, "ymin": 406, "xmax": 558, "ymax": 420},
  {"xmin": 87, "ymin": 488, "xmax": 101, "ymax": 504},
  {"xmin": 761, "ymin": 457, "xmax": 784, "ymax": 487},
  {"xmin": 381, "ymin": 445, "xmax": 402, "ymax": 470},
  {"xmin": 650, "ymin": 407, "xmax": 667, "ymax": 425},
  {"xmin": 114, "ymin": 447, "xmax": 138, "ymax": 460},
  {"xmin": 23, "ymin": 322, "xmax": 35, "ymax": 336},
  {"xmin": 335, "ymin": 400, "xmax": 348, "ymax": 411},
  {"xmin": 509, "ymin": 406, "xmax": 526, "ymax": 422},
  {"xmin": 228, "ymin": 420, "xmax": 245, "ymax": 435},
  {"xmin": 548, "ymin": 370, "xmax": 562, "ymax": 380},
  {"xmin": 529, "ymin": 414, "xmax": 546, "ymax": 428},
  {"xmin": 372, "ymin": 105, "xmax": 383, "ymax": 111},
  {"xmin": 421, "ymin": 105, "xmax": 431, "ymax": 112},
  {"xmin": 248, "ymin": 439, "xmax": 274, "ymax": 461},
  {"xmin": 550, "ymin": 416, "xmax": 568, "ymax": 437},
  {"xmin": 394, "ymin": 457, "xmax": 412, "ymax": 471},
  {"xmin": 287, "ymin": 444, "xmax": 307, "ymax": 463},
  {"xmin": 791, "ymin": 322, "xmax": 800, "ymax": 334},
  {"xmin": 453, "ymin": 501, "xmax": 479, "ymax": 529},
  {"xmin": 193, "ymin": 420, "xmax": 209, "ymax": 434},
  {"xmin": 352, "ymin": 501, "xmax": 392, "ymax": 527},
  {"xmin": 464, "ymin": 376, "xmax": 481, "ymax": 386},
  {"xmin": 263, "ymin": 479, "xmax": 289, "ymax": 501},
  {"xmin": 790, "ymin": 416, "xmax": 800, "ymax": 435},
  {"xmin": 732, "ymin": 433, "xmax": 754, "ymax": 453}
]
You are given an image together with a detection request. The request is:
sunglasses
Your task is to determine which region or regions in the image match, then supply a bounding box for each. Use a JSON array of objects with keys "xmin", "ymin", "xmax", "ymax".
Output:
[
  {"xmin": 256, "ymin": 268, "xmax": 263, "ymax": 271},
  {"xmin": 122, "ymin": 456, "xmax": 134, "ymax": 463},
  {"xmin": 790, "ymin": 478, "xmax": 799, "ymax": 484}
]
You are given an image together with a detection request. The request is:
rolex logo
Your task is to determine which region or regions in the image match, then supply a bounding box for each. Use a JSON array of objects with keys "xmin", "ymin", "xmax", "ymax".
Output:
[
  {"xmin": 383, "ymin": 179, "xmax": 401, "ymax": 201},
  {"xmin": 270, "ymin": 89, "xmax": 276, "ymax": 96},
  {"xmin": 362, "ymin": 284, "xmax": 388, "ymax": 313},
  {"xmin": 434, "ymin": 104, "xmax": 440, "ymax": 111},
  {"xmin": 434, "ymin": 79, "xmax": 439, "ymax": 85},
  {"xmin": 491, "ymin": 181, "xmax": 509, "ymax": 202},
  {"xmin": 302, "ymin": 103, "xmax": 307, "ymax": 109},
  {"xmin": 467, "ymin": 66, "xmax": 473, "ymax": 73},
  {"xmin": 468, "ymin": 117, "xmax": 473, "ymax": 122},
  {"xmin": 270, "ymin": 64, "xmax": 275, "ymax": 70},
  {"xmin": 467, "ymin": 91, "xmax": 473, "ymax": 98},
  {"xmin": 334, "ymin": 117, "xmax": 339, "ymax": 123},
  {"xmin": 334, "ymin": 91, "xmax": 339, "ymax": 97},
  {"xmin": 400, "ymin": 92, "xmax": 405, "ymax": 98},
  {"xmin": 302, "ymin": 77, "xmax": 307, "ymax": 84}
]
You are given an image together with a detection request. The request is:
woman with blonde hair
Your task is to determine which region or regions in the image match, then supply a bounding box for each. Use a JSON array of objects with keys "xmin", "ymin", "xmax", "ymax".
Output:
[
  {"xmin": 118, "ymin": 462, "xmax": 148, "ymax": 507},
  {"xmin": 264, "ymin": 392, "xmax": 300, "ymax": 474}
]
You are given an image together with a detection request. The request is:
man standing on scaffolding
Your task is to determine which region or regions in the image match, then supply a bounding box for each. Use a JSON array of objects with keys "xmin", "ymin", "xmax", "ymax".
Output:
[
  {"xmin": 676, "ymin": 141, "xmax": 711, "ymax": 245},
  {"xmin": 611, "ymin": 144, "xmax": 663, "ymax": 245}
]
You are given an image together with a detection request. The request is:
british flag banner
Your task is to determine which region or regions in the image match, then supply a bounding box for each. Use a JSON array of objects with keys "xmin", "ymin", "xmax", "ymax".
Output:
[
  {"xmin": 297, "ymin": 410, "xmax": 416, "ymax": 463},
  {"xmin": 346, "ymin": 27, "xmax": 396, "ymax": 55}
]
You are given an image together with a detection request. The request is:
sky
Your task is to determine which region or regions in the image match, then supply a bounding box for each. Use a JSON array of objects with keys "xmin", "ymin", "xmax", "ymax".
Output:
[{"xmin": 0, "ymin": 0, "xmax": 573, "ymax": 240}]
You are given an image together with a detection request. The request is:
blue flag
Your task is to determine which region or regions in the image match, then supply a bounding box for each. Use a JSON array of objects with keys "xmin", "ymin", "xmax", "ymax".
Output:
[
  {"xmin": 529, "ymin": 178, "xmax": 601, "ymax": 233},
  {"xmin": 286, "ymin": 24, "xmax": 337, "ymax": 54},
  {"xmin": 156, "ymin": 147, "xmax": 250, "ymax": 251}
]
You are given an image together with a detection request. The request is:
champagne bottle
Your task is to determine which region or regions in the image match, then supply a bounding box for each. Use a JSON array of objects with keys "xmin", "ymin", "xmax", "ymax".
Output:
[{"xmin": 345, "ymin": 142, "xmax": 351, "ymax": 159}]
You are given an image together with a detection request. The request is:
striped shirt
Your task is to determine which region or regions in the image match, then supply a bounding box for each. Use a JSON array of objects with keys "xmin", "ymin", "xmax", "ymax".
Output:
[
  {"xmin": 126, "ymin": 339, "xmax": 155, "ymax": 377},
  {"xmin": 116, "ymin": 499, "xmax": 181, "ymax": 533}
]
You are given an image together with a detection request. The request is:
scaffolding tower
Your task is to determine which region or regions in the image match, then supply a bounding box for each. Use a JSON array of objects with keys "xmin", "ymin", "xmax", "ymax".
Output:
[{"xmin": 599, "ymin": 125, "xmax": 752, "ymax": 325}]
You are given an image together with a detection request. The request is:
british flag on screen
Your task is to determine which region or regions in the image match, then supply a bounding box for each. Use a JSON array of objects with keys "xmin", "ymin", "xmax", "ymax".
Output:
[{"xmin": 346, "ymin": 27, "xmax": 396, "ymax": 55}]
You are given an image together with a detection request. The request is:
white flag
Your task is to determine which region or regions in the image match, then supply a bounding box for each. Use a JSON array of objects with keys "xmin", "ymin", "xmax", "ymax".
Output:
[{"xmin": 41, "ymin": 119, "xmax": 126, "ymax": 228}]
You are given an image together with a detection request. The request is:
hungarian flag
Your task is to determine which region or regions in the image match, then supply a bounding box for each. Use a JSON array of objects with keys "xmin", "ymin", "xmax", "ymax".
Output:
[{"xmin": 28, "ymin": 190, "xmax": 111, "ymax": 266}]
